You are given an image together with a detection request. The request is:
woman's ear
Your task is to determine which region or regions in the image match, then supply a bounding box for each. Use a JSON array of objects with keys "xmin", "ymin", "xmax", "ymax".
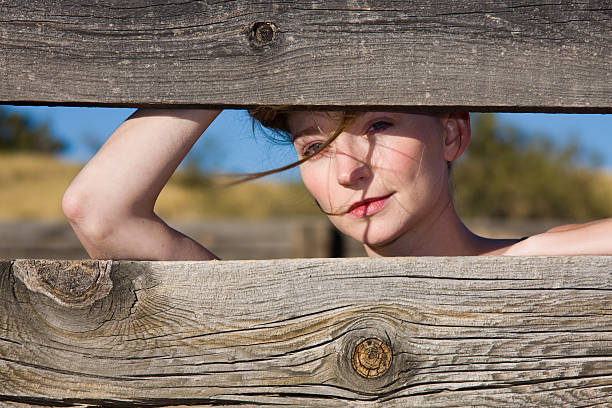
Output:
[{"xmin": 440, "ymin": 112, "xmax": 471, "ymax": 162}]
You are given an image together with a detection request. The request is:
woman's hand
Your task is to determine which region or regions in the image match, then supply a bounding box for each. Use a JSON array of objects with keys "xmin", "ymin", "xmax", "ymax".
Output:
[{"xmin": 62, "ymin": 109, "xmax": 221, "ymax": 260}]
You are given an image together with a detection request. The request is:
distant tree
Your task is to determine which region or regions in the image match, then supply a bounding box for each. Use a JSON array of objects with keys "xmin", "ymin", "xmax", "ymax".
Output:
[
  {"xmin": 452, "ymin": 114, "xmax": 611, "ymax": 220},
  {"xmin": 0, "ymin": 107, "xmax": 65, "ymax": 153}
]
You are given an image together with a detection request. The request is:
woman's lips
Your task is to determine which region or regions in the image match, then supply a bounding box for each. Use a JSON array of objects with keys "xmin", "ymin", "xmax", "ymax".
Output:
[{"xmin": 348, "ymin": 194, "xmax": 393, "ymax": 218}]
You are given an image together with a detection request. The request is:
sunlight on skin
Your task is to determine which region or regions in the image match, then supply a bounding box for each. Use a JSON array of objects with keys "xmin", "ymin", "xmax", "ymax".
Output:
[{"xmin": 55, "ymin": 105, "xmax": 612, "ymax": 259}]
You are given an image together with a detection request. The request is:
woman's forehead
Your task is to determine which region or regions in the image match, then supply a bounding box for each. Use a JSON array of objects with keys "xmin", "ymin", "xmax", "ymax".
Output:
[
  {"xmin": 286, "ymin": 111, "xmax": 343, "ymax": 136},
  {"xmin": 286, "ymin": 111, "xmax": 445, "ymax": 138},
  {"xmin": 286, "ymin": 111, "xmax": 423, "ymax": 133},
  {"xmin": 287, "ymin": 111, "xmax": 343, "ymax": 124},
  {"xmin": 287, "ymin": 110, "xmax": 390, "ymax": 132}
]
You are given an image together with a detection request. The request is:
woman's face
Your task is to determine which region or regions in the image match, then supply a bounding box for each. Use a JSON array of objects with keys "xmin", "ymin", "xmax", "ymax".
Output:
[{"xmin": 287, "ymin": 111, "xmax": 468, "ymax": 249}]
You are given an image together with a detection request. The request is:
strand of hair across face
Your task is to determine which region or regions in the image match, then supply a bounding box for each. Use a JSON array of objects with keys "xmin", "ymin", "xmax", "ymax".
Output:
[{"xmin": 221, "ymin": 114, "xmax": 357, "ymax": 188}]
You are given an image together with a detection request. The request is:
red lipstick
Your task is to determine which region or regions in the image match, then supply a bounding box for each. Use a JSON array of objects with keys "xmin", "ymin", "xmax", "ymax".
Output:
[{"xmin": 348, "ymin": 194, "xmax": 393, "ymax": 218}]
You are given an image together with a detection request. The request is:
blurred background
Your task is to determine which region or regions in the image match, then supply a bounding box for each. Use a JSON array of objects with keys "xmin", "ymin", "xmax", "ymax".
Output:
[{"xmin": 1, "ymin": 106, "xmax": 610, "ymax": 259}]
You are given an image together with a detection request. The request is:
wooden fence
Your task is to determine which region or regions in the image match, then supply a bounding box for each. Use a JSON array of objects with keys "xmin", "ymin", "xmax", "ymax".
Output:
[
  {"xmin": 0, "ymin": 218, "xmax": 360, "ymax": 260},
  {"xmin": 0, "ymin": 218, "xmax": 568, "ymax": 260},
  {"xmin": 1, "ymin": 0, "xmax": 609, "ymax": 111},
  {"xmin": 1, "ymin": 258, "xmax": 611, "ymax": 406},
  {"xmin": 1, "ymin": 1, "xmax": 611, "ymax": 406}
]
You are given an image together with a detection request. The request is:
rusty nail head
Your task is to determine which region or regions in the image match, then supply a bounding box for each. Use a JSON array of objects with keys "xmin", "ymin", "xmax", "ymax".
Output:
[{"xmin": 352, "ymin": 337, "xmax": 392, "ymax": 378}]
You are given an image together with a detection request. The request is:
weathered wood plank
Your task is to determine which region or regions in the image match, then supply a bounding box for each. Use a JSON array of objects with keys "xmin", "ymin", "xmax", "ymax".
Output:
[
  {"xmin": 0, "ymin": 1, "xmax": 610, "ymax": 111},
  {"xmin": 0, "ymin": 257, "xmax": 610, "ymax": 406}
]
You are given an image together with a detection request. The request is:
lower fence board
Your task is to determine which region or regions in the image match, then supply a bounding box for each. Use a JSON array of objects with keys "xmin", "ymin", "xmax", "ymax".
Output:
[{"xmin": 0, "ymin": 257, "xmax": 610, "ymax": 407}]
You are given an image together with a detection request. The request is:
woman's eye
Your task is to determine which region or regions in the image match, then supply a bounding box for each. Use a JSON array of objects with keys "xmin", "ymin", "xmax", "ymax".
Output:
[
  {"xmin": 303, "ymin": 142, "xmax": 323, "ymax": 157},
  {"xmin": 369, "ymin": 121, "xmax": 391, "ymax": 133}
]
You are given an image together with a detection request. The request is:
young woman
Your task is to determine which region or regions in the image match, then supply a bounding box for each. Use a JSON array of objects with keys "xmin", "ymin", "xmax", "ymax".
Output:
[{"xmin": 62, "ymin": 108, "xmax": 612, "ymax": 260}]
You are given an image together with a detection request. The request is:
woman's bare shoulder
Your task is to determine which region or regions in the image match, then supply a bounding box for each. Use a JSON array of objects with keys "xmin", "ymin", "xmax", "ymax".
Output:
[{"xmin": 501, "ymin": 218, "xmax": 612, "ymax": 256}]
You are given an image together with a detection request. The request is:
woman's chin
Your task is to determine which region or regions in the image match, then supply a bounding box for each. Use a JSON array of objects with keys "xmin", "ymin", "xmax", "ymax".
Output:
[
  {"xmin": 361, "ymin": 235, "xmax": 398, "ymax": 249},
  {"xmin": 344, "ymin": 225, "xmax": 405, "ymax": 249},
  {"xmin": 329, "ymin": 212, "xmax": 412, "ymax": 250}
]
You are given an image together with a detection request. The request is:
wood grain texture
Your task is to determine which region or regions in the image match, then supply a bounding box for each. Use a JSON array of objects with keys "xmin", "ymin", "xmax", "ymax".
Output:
[
  {"xmin": 0, "ymin": 1, "xmax": 610, "ymax": 111},
  {"xmin": 1, "ymin": 257, "xmax": 611, "ymax": 406}
]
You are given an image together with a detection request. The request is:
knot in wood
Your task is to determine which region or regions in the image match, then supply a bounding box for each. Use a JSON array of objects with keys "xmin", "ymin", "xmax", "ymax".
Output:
[
  {"xmin": 12, "ymin": 259, "xmax": 113, "ymax": 307},
  {"xmin": 250, "ymin": 22, "xmax": 275, "ymax": 46},
  {"xmin": 352, "ymin": 337, "xmax": 392, "ymax": 378}
]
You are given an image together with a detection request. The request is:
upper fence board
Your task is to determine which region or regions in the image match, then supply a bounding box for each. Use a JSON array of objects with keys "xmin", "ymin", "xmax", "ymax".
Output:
[{"xmin": 0, "ymin": 0, "xmax": 610, "ymax": 111}]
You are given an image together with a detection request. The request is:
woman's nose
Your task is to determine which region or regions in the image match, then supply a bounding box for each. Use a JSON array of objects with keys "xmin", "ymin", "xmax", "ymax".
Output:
[{"xmin": 334, "ymin": 143, "xmax": 372, "ymax": 187}]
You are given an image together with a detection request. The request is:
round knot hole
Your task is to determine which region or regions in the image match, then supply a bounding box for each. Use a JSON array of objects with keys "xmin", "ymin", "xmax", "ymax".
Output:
[
  {"xmin": 352, "ymin": 338, "xmax": 392, "ymax": 378},
  {"xmin": 250, "ymin": 22, "xmax": 275, "ymax": 46}
]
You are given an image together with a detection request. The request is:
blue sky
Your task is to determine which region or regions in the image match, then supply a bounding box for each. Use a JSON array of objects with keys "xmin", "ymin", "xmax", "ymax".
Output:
[{"xmin": 3, "ymin": 106, "xmax": 611, "ymax": 180}]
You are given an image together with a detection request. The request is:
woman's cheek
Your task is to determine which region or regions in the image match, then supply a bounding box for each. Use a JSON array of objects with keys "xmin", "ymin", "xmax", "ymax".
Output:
[{"xmin": 300, "ymin": 164, "xmax": 332, "ymax": 211}]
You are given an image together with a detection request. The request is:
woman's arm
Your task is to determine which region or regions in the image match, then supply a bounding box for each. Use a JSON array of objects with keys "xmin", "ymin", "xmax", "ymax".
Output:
[
  {"xmin": 62, "ymin": 109, "xmax": 221, "ymax": 260},
  {"xmin": 504, "ymin": 218, "xmax": 612, "ymax": 256}
]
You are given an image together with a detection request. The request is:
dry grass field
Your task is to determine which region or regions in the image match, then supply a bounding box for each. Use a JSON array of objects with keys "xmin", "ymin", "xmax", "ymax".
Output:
[
  {"xmin": 0, "ymin": 153, "xmax": 80, "ymax": 219},
  {"xmin": 0, "ymin": 153, "xmax": 321, "ymax": 220}
]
